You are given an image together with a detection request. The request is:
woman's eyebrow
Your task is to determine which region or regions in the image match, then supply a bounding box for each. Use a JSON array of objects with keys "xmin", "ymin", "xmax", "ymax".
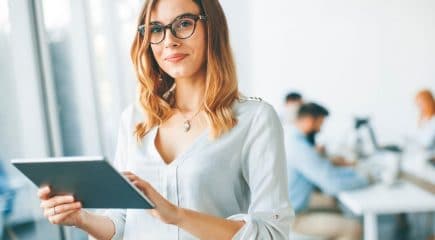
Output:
[
  {"xmin": 149, "ymin": 12, "xmax": 198, "ymax": 25},
  {"xmin": 150, "ymin": 20, "xmax": 162, "ymax": 25}
]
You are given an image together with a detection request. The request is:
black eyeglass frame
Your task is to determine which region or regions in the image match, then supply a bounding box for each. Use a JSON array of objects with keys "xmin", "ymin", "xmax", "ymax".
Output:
[{"xmin": 137, "ymin": 13, "xmax": 207, "ymax": 44}]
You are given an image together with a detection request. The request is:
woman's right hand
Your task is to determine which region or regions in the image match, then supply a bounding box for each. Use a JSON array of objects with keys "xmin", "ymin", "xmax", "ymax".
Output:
[{"xmin": 38, "ymin": 186, "xmax": 84, "ymax": 227}]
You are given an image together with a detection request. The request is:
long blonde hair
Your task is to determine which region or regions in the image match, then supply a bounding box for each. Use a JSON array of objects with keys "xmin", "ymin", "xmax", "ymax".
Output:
[{"xmin": 131, "ymin": 0, "xmax": 239, "ymax": 141}]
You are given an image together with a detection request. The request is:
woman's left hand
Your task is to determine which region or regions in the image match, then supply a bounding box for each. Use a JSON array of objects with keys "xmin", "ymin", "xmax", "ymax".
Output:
[{"xmin": 123, "ymin": 171, "xmax": 182, "ymax": 225}]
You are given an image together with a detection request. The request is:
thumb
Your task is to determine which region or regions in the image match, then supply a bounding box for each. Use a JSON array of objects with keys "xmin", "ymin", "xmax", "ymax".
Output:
[
  {"xmin": 133, "ymin": 180, "xmax": 151, "ymax": 195},
  {"xmin": 133, "ymin": 181, "xmax": 162, "ymax": 203}
]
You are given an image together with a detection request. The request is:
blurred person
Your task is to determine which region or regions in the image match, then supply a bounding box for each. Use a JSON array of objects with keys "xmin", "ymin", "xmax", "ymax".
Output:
[
  {"xmin": 282, "ymin": 92, "xmax": 303, "ymax": 125},
  {"xmin": 285, "ymin": 103, "xmax": 369, "ymax": 240},
  {"xmin": 414, "ymin": 89, "xmax": 435, "ymax": 240},
  {"xmin": 415, "ymin": 89, "xmax": 435, "ymax": 150},
  {"xmin": 282, "ymin": 93, "xmax": 341, "ymax": 161},
  {"xmin": 283, "ymin": 96, "xmax": 351, "ymax": 166},
  {"xmin": 36, "ymin": 0, "xmax": 293, "ymax": 239},
  {"xmin": 281, "ymin": 92, "xmax": 344, "ymax": 162}
]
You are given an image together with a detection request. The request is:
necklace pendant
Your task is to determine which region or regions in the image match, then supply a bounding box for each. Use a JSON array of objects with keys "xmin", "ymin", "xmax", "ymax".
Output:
[{"xmin": 183, "ymin": 120, "xmax": 191, "ymax": 132}]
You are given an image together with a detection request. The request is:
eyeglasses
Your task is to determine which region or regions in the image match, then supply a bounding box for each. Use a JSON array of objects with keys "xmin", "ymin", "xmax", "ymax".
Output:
[{"xmin": 138, "ymin": 13, "xmax": 207, "ymax": 45}]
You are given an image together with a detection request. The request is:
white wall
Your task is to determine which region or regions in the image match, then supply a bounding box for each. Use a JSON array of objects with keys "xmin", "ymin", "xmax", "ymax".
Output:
[
  {"xmin": 220, "ymin": 0, "xmax": 252, "ymax": 94},
  {"xmin": 226, "ymin": 0, "xmax": 435, "ymax": 146}
]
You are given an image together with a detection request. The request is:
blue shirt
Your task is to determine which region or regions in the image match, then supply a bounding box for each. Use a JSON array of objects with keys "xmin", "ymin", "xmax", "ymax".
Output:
[{"xmin": 284, "ymin": 125, "xmax": 369, "ymax": 213}]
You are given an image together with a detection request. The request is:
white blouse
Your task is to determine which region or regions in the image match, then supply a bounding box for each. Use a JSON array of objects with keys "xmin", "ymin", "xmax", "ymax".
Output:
[{"xmin": 103, "ymin": 98, "xmax": 294, "ymax": 240}]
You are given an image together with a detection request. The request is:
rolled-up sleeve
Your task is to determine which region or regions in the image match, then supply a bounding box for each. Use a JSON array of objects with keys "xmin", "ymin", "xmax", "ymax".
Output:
[
  {"xmin": 103, "ymin": 209, "xmax": 126, "ymax": 240},
  {"xmin": 230, "ymin": 102, "xmax": 294, "ymax": 239},
  {"xmin": 228, "ymin": 208, "xmax": 294, "ymax": 239}
]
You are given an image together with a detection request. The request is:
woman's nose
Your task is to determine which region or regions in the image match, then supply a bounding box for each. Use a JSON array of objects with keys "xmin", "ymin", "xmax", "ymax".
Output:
[{"xmin": 163, "ymin": 29, "xmax": 181, "ymax": 48}]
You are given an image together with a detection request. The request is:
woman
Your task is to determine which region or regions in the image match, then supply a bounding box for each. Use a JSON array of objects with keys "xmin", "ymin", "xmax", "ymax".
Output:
[
  {"xmin": 415, "ymin": 89, "xmax": 435, "ymax": 149},
  {"xmin": 37, "ymin": 0, "xmax": 293, "ymax": 239}
]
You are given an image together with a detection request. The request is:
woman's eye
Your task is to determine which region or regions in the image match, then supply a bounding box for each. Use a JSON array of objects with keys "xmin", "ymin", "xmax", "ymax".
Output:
[
  {"xmin": 151, "ymin": 26, "xmax": 163, "ymax": 33},
  {"xmin": 179, "ymin": 20, "xmax": 193, "ymax": 28}
]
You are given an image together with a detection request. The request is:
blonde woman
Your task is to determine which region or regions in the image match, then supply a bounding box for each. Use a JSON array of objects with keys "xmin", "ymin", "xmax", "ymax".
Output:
[{"xmin": 37, "ymin": 0, "xmax": 293, "ymax": 239}]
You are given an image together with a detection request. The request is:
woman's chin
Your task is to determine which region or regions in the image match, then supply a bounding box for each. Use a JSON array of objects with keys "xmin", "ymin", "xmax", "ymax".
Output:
[{"xmin": 166, "ymin": 70, "xmax": 194, "ymax": 80}]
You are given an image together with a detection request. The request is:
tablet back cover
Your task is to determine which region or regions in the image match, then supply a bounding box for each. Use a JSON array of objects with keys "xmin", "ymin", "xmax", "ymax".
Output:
[{"xmin": 12, "ymin": 157, "xmax": 154, "ymax": 209}]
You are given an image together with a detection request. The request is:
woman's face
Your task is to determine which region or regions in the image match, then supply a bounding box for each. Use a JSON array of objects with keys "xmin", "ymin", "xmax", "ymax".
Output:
[{"xmin": 149, "ymin": 0, "xmax": 207, "ymax": 80}]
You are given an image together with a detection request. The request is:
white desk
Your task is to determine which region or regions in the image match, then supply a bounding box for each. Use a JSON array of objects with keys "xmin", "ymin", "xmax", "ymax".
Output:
[{"xmin": 338, "ymin": 181, "xmax": 435, "ymax": 240}]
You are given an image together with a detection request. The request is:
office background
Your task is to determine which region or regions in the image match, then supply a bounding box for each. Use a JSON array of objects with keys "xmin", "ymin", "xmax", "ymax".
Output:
[{"xmin": 0, "ymin": 0, "xmax": 434, "ymax": 239}]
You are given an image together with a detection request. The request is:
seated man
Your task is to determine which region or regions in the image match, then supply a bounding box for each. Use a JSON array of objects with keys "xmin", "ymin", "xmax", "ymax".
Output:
[{"xmin": 285, "ymin": 103, "xmax": 369, "ymax": 240}]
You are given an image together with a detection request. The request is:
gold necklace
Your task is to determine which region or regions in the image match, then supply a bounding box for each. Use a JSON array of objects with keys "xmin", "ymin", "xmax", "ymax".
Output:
[{"xmin": 175, "ymin": 107, "xmax": 202, "ymax": 132}]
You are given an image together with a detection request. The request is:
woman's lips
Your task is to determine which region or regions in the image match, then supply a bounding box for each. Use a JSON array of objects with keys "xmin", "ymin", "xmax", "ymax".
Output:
[{"xmin": 165, "ymin": 54, "xmax": 188, "ymax": 63}]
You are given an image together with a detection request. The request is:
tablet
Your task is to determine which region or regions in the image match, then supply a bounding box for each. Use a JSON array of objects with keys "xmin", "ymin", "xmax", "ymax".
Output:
[{"xmin": 11, "ymin": 156, "xmax": 155, "ymax": 209}]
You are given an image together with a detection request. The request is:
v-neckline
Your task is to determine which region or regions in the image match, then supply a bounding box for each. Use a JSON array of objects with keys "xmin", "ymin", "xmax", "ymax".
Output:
[{"xmin": 149, "ymin": 127, "xmax": 209, "ymax": 167}]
